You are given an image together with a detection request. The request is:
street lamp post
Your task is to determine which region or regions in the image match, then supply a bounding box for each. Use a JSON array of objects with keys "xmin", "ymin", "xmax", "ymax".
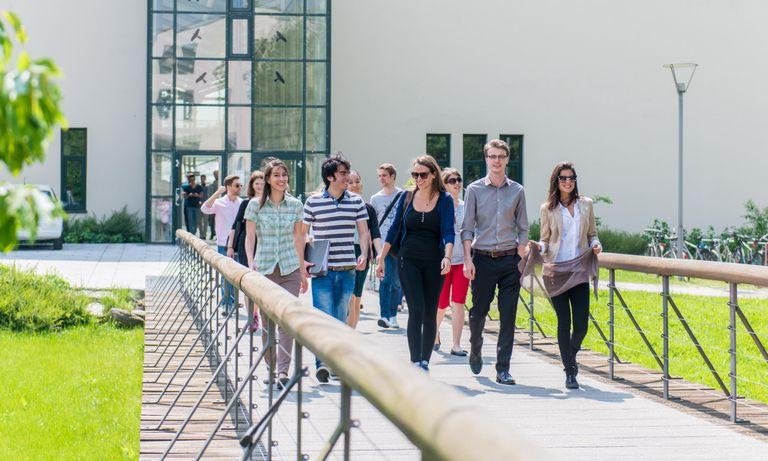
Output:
[{"xmin": 664, "ymin": 63, "xmax": 698, "ymax": 258}]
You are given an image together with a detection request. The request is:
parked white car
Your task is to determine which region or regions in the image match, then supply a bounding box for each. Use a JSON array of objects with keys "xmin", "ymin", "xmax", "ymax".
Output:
[{"xmin": 16, "ymin": 184, "xmax": 64, "ymax": 250}]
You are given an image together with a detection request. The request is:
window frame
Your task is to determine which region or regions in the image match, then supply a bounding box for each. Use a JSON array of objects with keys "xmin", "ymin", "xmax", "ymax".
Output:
[
  {"xmin": 499, "ymin": 134, "xmax": 524, "ymax": 184},
  {"xmin": 426, "ymin": 133, "xmax": 450, "ymax": 169},
  {"xmin": 462, "ymin": 133, "xmax": 487, "ymax": 185},
  {"xmin": 60, "ymin": 127, "xmax": 88, "ymax": 213}
]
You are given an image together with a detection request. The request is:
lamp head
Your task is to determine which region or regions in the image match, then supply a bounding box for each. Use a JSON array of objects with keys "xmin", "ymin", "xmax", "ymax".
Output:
[{"xmin": 664, "ymin": 63, "xmax": 698, "ymax": 93}]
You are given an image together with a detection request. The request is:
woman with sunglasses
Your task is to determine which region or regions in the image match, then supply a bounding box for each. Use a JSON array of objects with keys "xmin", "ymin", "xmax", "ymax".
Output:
[
  {"xmin": 534, "ymin": 161, "xmax": 601, "ymax": 389},
  {"xmin": 433, "ymin": 168, "xmax": 468, "ymax": 356},
  {"xmin": 228, "ymin": 170, "xmax": 265, "ymax": 330},
  {"xmin": 376, "ymin": 155, "xmax": 454, "ymax": 372},
  {"xmin": 244, "ymin": 159, "xmax": 308, "ymax": 390},
  {"xmin": 347, "ymin": 170, "xmax": 383, "ymax": 329}
]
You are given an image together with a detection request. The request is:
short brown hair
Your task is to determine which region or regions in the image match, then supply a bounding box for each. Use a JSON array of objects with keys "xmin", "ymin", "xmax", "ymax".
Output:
[
  {"xmin": 223, "ymin": 174, "xmax": 240, "ymax": 187},
  {"xmin": 246, "ymin": 170, "xmax": 264, "ymax": 198},
  {"xmin": 378, "ymin": 163, "xmax": 397, "ymax": 179},
  {"xmin": 483, "ymin": 139, "xmax": 510, "ymax": 156}
]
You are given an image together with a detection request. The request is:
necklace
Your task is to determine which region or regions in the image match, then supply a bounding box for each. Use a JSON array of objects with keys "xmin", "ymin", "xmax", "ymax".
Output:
[{"xmin": 421, "ymin": 193, "xmax": 434, "ymax": 223}]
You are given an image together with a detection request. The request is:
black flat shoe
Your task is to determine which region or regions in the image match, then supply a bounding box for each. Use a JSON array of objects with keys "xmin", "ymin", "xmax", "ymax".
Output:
[
  {"xmin": 450, "ymin": 349, "xmax": 468, "ymax": 357},
  {"xmin": 432, "ymin": 341, "xmax": 440, "ymax": 352},
  {"xmin": 277, "ymin": 373, "xmax": 289, "ymax": 390},
  {"xmin": 496, "ymin": 371, "xmax": 516, "ymax": 385},
  {"xmin": 469, "ymin": 352, "xmax": 483, "ymax": 375},
  {"xmin": 565, "ymin": 373, "xmax": 579, "ymax": 389}
]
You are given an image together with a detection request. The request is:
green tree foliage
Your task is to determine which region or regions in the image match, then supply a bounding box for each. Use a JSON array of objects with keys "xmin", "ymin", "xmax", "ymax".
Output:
[{"xmin": 0, "ymin": 12, "xmax": 66, "ymax": 251}]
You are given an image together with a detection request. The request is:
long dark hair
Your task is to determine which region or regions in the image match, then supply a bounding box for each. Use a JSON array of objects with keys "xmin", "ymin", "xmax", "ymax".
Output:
[
  {"xmin": 546, "ymin": 161, "xmax": 580, "ymax": 210},
  {"xmin": 260, "ymin": 159, "xmax": 289, "ymax": 209},
  {"xmin": 411, "ymin": 155, "xmax": 446, "ymax": 199}
]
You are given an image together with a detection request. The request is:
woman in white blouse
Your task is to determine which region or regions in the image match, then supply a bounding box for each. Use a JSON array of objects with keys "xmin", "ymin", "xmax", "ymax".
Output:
[{"xmin": 537, "ymin": 161, "xmax": 601, "ymax": 389}]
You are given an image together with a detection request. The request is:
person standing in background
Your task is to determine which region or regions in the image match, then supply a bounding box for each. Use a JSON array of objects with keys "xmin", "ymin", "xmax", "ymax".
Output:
[
  {"xmin": 198, "ymin": 174, "xmax": 209, "ymax": 239},
  {"xmin": 207, "ymin": 170, "xmax": 219, "ymax": 240},
  {"xmin": 181, "ymin": 173, "xmax": 203, "ymax": 234},
  {"xmin": 370, "ymin": 163, "xmax": 404, "ymax": 329}
]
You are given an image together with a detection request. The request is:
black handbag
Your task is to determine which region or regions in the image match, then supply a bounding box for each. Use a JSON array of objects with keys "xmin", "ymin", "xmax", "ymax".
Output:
[{"xmin": 388, "ymin": 191, "xmax": 412, "ymax": 258}]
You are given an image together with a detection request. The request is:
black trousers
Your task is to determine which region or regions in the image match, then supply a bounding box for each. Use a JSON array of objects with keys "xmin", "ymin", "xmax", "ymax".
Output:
[
  {"xmin": 468, "ymin": 253, "xmax": 521, "ymax": 373},
  {"xmin": 551, "ymin": 282, "xmax": 590, "ymax": 373},
  {"xmin": 399, "ymin": 256, "xmax": 444, "ymax": 363}
]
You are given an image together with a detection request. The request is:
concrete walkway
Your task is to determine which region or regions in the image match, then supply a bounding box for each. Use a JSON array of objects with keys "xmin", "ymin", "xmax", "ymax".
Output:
[{"xmin": 0, "ymin": 243, "xmax": 176, "ymax": 290}]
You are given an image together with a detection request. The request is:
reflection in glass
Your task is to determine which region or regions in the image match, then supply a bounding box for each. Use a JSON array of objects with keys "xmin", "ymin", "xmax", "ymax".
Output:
[
  {"xmin": 151, "ymin": 198, "xmax": 174, "ymax": 243},
  {"xmin": 254, "ymin": 61, "xmax": 302, "ymax": 105},
  {"xmin": 253, "ymin": 108, "xmax": 301, "ymax": 151},
  {"xmin": 177, "ymin": 14, "xmax": 227, "ymax": 59},
  {"xmin": 228, "ymin": 107, "xmax": 251, "ymax": 150},
  {"xmin": 153, "ymin": 0, "xmax": 174, "ymax": 11},
  {"xmin": 306, "ymin": 17, "xmax": 326, "ymax": 60},
  {"xmin": 176, "ymin": 0, "xmax": 227, "ymax": 13},
  {"xmin": 62, "ymin": 129, "xmax": 86, "ymax": 156},
  {"xmin": 231, "ymin": 18, "xmax": 249, "ymax": 55},
  {"xmin": 228, "ymin": 61, "xmax": 252, "ymax": 104},
  {"xmin": 499, "ymin": 134, "xmax": 522, "ymax": 162},
  {"xmin": 228, "ymin": 153, "xmax": 251, "ymax": 196},
  {"xmin": 254, "ymin": 15, "xmax": 303, "ymax": 59},
  {"xmin": 254, "ymin": 0, "xmax": 302, "ymax": 14},
  {"xmin": 304, "ymin": 153, "xmax": 326, "ymax": 196},
  {"xmin": 152, "ymin": 60, "xmax": 173, "ymax": 103},
  {"xmin": 231, "ymin": 0, "xmax": 250, "ymax": 9},
  {"xmin": 305, "ymin": 108, "xmax": 326, "ymax": 152},
  {"xmin": 463, "ymin": 134, "xmax": 486, "ymax": 161},
  {"xmin": 152, "ymin": 14, "xmax": 174, "ymax": 58},
  {"xmin": 306, "ymin": 62, "xmax": 326, "ymax": 106},
  {"xmin": 152, "ymin": 106, "xmax": 173, "ymax": 149},
  {"xmin": 63, "ymin": 158, "xmax": 86, "ymax": 212},
  {"xmin": 426, "ymin": 134, "xmax": 450, "ymax": 168},
  {"xmin": 176, "ymin": 106, "xmax": 226, "ymax": 150},
  {"xmin": 306, "ymin": 0, "xmax": 327, "ymax": 14},
  {"xmin": 176, "ymin": 60, "xmax": 226, "ymax": 104},
  {"xmin": 151, "ymin": 152, "xmax": 172, "ymax": 195}
]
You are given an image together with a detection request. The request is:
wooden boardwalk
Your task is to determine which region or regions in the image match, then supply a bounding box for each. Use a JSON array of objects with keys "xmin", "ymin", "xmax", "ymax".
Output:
[{"xmin": 141, "ymin": 273, "xmax": 768, "ymax": 461}]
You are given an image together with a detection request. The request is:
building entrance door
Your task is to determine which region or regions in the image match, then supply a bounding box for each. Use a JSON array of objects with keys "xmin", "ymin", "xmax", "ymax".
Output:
[{"xmin": 173, "ymin": 153, "xmax": 223, "ymax": 239}]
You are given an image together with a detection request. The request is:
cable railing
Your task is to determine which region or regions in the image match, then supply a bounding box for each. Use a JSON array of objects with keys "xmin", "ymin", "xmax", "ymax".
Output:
[
  {"xmin": 519, "ymin": 252, "xmax": 768, "ymax": 425},
  {"xmin": 148, "ymin": 230, "xmax": 542, "ymax": 460}
]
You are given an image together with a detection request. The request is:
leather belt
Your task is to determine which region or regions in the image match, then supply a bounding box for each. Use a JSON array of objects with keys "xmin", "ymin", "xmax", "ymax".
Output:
[
  {"xmin": 329, "ymin": 265, "xmax": 356, "ymax": 272},
  {"xmin": 473, "ymin": 248, "xmax": 517, "ymax": 258}
]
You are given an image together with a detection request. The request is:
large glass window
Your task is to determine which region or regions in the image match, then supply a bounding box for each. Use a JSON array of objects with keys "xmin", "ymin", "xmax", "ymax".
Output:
[
  {"xmin": 148, "ymin": 1, "xmax": 330, "ymax": 242},
  {"xmin": 499, "ymin": 134, "xmax": 523, "ymax": 184},
  {"xmin": 61, "ymin": 128, "xmax": 87, "ymax": 213},
  {"xmin": 463, "ymin": 134, "xmax": 487, "ymax": 185},
  {"xmin": 426, "ymin": 134, "xmax": 450, "ymax": 169}
]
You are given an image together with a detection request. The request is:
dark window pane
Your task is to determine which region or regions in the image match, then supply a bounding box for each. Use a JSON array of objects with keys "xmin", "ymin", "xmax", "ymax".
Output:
[
  {"xmin": 177, "ymin": 14, "xmax": 227, "ymax": 59},
  {"xmin": 463, "ymin": 134, "xmax": 486, "ymax": 162},
  {"xmin": 176, "ymin": 0, "xmax": 227, "ymax": 13},
  {"xmin": 463, "ymin": 162, "xmax": 485, "ymax": 186},
  {"xmin": 254, "ymin": 0, "xmax": 303, "ymax": 14},
  {"xmin": 253, "ymin": 107, "xmax": 302, "ymax": 151},
  {"xmin": 176, "ymin": 59, "xmax": 226, "ymax": 104},
  {"xmin": 500, "ymin": 134, "xmax": 522, "ymax": 162},
  {"xmin": 254, "ymin": 15, "xmax": 303, "ymax": 59},
  {"xmin": 63, "ymin": 158, "xmax": 86, "ymax": 212},
  {"xmin": 254, "ymin": 61, "xmax": 303, "ymax": 105},
  {"xmin": 426, "ymin": 134, "xmax": 450, "ymax": 168},
  {"xmin": 62, "ymin": 129, "xmax": 87, "ymax": 156}
]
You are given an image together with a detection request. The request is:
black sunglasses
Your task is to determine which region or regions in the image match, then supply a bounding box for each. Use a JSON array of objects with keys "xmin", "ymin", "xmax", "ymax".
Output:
[
  {"xmin": 557, "ymin": 175, "xmax": 577, "ymax": 183},
  {"xmin": 446, "ymin": 177, "xmax": 463, "ymax": 185},
  {"xmin": 411, "ymin": 171, "xmax": 431, "ymax": 180}
]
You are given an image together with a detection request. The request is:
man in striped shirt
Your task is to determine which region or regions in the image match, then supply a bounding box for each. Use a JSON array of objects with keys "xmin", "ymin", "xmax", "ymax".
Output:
[{"xmin": 303, "ymin": 153, "xmax": 370, "ymax": 383}]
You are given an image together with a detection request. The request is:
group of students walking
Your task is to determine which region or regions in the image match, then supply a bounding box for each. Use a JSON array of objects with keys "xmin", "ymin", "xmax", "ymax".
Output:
[{"xmin": 212, "ymin": 138, "xmax": 601, "ymax": 391}]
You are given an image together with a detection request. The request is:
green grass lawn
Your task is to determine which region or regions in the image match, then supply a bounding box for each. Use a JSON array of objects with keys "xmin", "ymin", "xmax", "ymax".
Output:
[
  {"xmin": 0, "ymin": 324, "xmax": 143, "ymax": 460},
  {"xmin": 475, "ymin": 287, "xmax": 768, "ymax": 403}
]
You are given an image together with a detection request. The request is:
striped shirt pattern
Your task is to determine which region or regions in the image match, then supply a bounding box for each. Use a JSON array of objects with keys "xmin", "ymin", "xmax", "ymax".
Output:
[
  {"xmin": 303, "ymin": 189, "xmax": 368, "ymax": 268},
  {"xmin": 243, "ymin": 194, "xmax": 304, "ymax": 276}
]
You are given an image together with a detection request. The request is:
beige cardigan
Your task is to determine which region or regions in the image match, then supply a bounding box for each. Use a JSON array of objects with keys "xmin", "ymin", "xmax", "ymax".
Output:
[{"xmin": 539, "ymin": 196, "xmax": 600, "ymax": 263}]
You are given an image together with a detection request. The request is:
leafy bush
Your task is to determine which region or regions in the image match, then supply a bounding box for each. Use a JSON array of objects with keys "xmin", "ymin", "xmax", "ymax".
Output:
[
  {"xmin": 0, "ymin": 265, "xmax": 90, "ymax": 331},
  {"xmin": 528, "ymin": 220, "xmax": 540, "ymax": 241},
  {"xmin": 64, "ymin": 206, "xmax": 143, "ymax": 243},
  {"xmin": 598, "ymin": 228, "xmax": 647, "ymax": 255},
  {"xmin": 99, "ymin": 288, "xmax": 139, "ymax": 312}
]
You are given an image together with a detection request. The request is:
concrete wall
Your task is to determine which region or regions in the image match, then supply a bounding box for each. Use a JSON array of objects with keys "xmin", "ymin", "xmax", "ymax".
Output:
[
  {"xmin": 331, "ymin": 0, "xmax": 768, "ymax": 231},
  {"xmin": 0, "ymin": 1, "xmax": 146, "ymax": 218}
]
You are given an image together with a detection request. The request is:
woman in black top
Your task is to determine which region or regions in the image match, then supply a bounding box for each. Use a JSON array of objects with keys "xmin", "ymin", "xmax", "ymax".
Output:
[
  {"xmin": 228, "ymin": 170, "xmax": 264, "ymax": 330},
  {"xmin": 347, "ymin": 170, "xmax": 383, "ymax": 329},
  {"xmin": 376, "ymin": 155, "xmax": 454, "ymax": 372}
]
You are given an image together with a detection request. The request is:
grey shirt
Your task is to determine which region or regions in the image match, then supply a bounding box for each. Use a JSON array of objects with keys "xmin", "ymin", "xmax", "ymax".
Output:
[
  {"xmin": 460, "ymin": 176, "xmax": 529, "ymax": 251},
  {"xmin": 370, "ymin": 187, "xmax": 403, "ymax": 240}
]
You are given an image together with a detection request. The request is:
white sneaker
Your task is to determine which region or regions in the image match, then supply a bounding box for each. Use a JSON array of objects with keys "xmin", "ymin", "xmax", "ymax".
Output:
[
  {"xmin": 377, "ymin": 317, "xmax": 391, "ymax": 328},
  {"xmin": 389, "ymin": 316, "xmax": 399, "ymax": 328}
]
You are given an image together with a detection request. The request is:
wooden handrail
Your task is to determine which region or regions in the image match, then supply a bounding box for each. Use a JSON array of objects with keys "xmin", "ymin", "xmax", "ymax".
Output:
[
  {"xmin": 598, "ymin": 252, "xmax": 768, "ymax": 287},
  {"xmin": 176, "ymin": 230, "xmax": 542, "ymax": 461}
]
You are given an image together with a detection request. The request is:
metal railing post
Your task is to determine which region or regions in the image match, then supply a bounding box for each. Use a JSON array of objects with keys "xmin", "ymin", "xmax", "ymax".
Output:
[
  {"xmin": 296, "ymin": 343, "xmax": 304, "ymax": 461},
  {"xmin": 662, "ymin": 275, "xmax": 670, "ymax": 400},
  {"xmin": 729, "ymin": 282, "xmax": 738, "ymax": 423},
  {"xmin": 608, "ymin": 268, "xmax": 615, "ymax": 380},
  {"xmin": 528, "ymin": 275, "xmax": 534, "ymax": 350}
]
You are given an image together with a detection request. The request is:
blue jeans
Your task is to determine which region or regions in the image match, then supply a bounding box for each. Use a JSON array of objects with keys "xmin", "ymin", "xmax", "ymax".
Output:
[
  {"xmin": 379, "ymin": 254, "xmax": 402, "ymax": 319},
  {"xmin": 184, "ymin": 206, "xmax": 199, "ymax": 233},
  {"xmin": 311, "ymin": 269, "xmax": 355, "ymax": 368},
  {"xmin": 217, "ymin": 245, "xmax": 235, "ymax": 308}
]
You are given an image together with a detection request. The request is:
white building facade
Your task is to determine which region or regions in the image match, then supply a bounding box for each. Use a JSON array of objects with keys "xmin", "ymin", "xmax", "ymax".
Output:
[{"xmin": 1, "ymin": 0, "xmax": 767, "ymax": 242}]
